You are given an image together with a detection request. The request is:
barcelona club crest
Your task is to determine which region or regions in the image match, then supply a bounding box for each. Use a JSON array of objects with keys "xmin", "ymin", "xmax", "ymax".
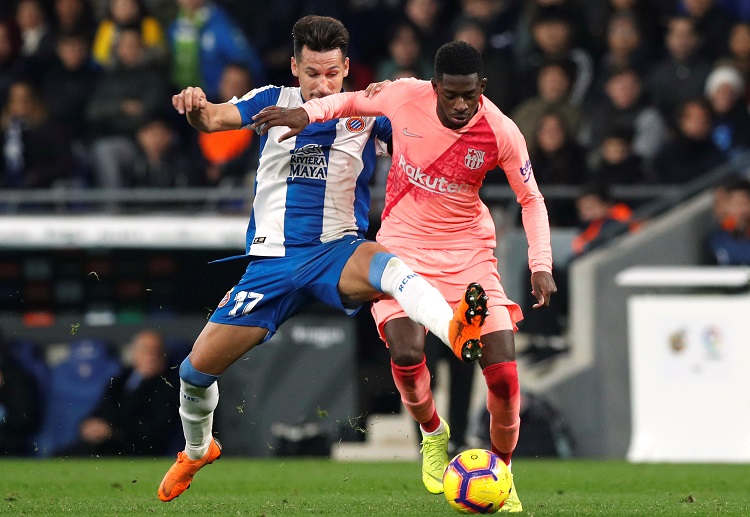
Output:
[{"xmin": 464, "ymin": 148, "xmax": 485, "ymax": 170}]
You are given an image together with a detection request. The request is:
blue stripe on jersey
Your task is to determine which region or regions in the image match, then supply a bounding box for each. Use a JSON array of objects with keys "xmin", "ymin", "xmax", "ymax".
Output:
[
  {"xmin": 355, "ymin": 136, "xmax": 376, "ymax": 232},
  {"xmin": 284, "ymin": 120, "xmax": 340, "ymax": 246},
  {"xmin": 234, "ymin": 86, "xmax": 282, "ymax": 126}
]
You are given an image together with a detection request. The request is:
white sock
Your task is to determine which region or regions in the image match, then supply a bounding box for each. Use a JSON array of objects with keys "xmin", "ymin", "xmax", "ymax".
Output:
[
  {"xmin": 379, "ymin": 257, "xmax": 453, "ymax": 346},
  {"xmin": 179, "ymin": 379, "xmax": 219, "ymax": 460}
]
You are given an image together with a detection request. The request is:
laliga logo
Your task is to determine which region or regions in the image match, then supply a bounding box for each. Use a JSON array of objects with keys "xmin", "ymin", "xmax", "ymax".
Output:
[{"xmin": 398, "ymin": 154, "xmax": 471, "ymax": 194}]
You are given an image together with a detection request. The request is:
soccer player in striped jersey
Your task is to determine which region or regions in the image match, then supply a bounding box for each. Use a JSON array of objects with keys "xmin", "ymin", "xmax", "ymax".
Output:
[
  {"xmin": 158, "ymin": 17, "xmax": 488, "ymax": 503},
  {"xmin": 254, "ymin": 41, "xmax": 558, "ymax": 512}
]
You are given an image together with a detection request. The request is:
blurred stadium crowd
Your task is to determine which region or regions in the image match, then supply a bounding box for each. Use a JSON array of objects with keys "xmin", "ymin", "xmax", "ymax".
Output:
[{"xmin": 2, "ymin": 0, "xmax": 750, "ymax": 221}]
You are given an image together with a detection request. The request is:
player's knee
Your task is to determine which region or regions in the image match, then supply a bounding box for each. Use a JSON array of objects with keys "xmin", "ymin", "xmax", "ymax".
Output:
[
  {"xmin": 483, "ymin": 361, "xmax": 519, "ymax": 399},
  {"xmin": 390, "ymin": 347, "xmax": 425, "ymax": 367},
  {"xmin": 179, "ymin": 357, "xmax": 220, "ymax": 388}
]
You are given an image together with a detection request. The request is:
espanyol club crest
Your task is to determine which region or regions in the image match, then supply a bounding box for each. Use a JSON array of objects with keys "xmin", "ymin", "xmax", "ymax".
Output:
[
  {"xmin": 345, "ymin": 116, "xmax": 366, "ymax": 133},
  {"xmin": 464, "ymin": 148, "xmax": 485, "ymax": 170},
  {"xmin": 218, "ymin": 289, "xmax": 232, "ymax": 308}
]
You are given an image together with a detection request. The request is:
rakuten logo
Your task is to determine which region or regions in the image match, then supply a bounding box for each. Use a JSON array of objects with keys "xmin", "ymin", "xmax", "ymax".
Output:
[{"xmin": 398, "ymin": 154, "xmax": 471, "ymax": 194}]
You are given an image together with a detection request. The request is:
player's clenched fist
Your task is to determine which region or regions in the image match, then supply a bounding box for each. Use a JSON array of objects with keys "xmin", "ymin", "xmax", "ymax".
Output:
[{"xmin": 172, "ymin": 86, "xmax": 208, "ymax": 115}]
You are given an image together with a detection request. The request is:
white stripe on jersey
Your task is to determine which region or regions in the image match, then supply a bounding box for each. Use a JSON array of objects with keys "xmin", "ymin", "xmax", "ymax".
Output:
[
  {"xmin": 248, "ymin": 88, "xmax": 299, "ymax": 256},
  {"xmin": 320, "ymin": 117, "xmax": 374, "ymax": 243}
]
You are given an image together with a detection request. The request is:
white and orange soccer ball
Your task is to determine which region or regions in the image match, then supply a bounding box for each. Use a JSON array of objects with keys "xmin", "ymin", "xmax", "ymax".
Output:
[{"xmin": 443, "ymin": 449, "xmax": 512, "ymax": 514}]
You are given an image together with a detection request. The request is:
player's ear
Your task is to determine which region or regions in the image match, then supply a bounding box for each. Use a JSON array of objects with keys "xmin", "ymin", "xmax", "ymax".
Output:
[
  {"xmin": 343, "ymin": 56, "xmax": 349, "ymax": 77},
  {"xmin": 480, "ymin": 78, "xmax": 487, "ymax": 94},
  {"xmin": 431, "ymin": 78, "xmax": 438, "ymax": 94},
  {"xmin": 291, "ymin": 56, "xmax": 299, "ymax": 78}
]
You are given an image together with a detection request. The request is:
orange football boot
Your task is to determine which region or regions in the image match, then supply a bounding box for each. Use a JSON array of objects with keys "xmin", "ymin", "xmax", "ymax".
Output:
[
  {"xmin": 158, "ymin": 438, "xmax": 222, "ymax": 502},
  {"xmin": 448, "ymin": 283, "xmax": 489, "ymax": 362}
]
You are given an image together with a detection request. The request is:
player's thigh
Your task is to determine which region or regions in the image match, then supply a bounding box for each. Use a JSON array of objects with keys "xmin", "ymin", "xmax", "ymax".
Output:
[
  {"xmin": 478, "ymin": 329, "xmax": 516, "ymax": 367},
  {"xmin": 383, "ymin": 316, "xmax": 427, "ymax": 366},
  {"xmin": 189, "ymin": 321, "xmax": 269, "ymax": 375},
  {"xmin": 338, "ymin": 240, "xmax": 389, "ymax": 303}
]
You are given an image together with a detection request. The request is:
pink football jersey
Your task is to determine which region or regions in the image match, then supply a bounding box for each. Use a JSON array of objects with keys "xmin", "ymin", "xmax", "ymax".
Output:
[{"xmin": 302, "ymin": 78, "xmax": 552, "ymax": 273}]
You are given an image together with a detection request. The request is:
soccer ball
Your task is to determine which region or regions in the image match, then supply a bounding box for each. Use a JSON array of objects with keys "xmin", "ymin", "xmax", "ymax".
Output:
[{"xmin": 443, "ymin": 449, "xmax": 512, "ymax": 514}]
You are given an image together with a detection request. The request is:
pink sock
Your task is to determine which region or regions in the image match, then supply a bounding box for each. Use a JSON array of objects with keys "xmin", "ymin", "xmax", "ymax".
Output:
[
  {"xmin": 391, "ymin": 357, "xmax": 437, "ymax": 426},
  {"xmin": 483, "ymin": 361, "xmax": 521, "ymax": 466}
]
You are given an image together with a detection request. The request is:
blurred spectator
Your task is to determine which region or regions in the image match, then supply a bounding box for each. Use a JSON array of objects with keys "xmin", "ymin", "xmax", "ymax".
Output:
[
  {"xmin": 725, "ymin": 21, "xmax": 750, "ymax": 102},
  {"xmin": 585, "ymin": 66, "xmax": 668, "ymax": 166},
  {"xmin": 0, "ymin": 329, "xmax": 42, "ymax": 456},
  {"xmin": 377, "ymin": 22, "xmax": 432, "ymax": 81},
  {"xmin": 198, "ymin": 63, "xmax": 255, "ymax": 186},
  {"xmin": 519, "ymin": 6, "xmax": 594, "ymax": 106},
  {"xmin": 571, "ymin": 181, "xmax": 635, "ymax": 255},
  {"xmin": 15, "ymin": 0, "xmax": 55, "ymax": 81},
  {"xmin": 646, "ymin": 16, "xmax": 713, "ymax": 121},
  {"xmin": 529, "ymin": 111, "xmax": 589, "ymax": 226},
  {"xmin": 452, "ymin": 16, "xmax": 517, "ymax": 110},
  {"xmin": 585, "ymin": 0, "xmax": 664, "ymax": 56},
  {"xmin": 704, "ymin": 63, "xmax": 750, "ymax": 155},
  {"xmin": 530, "ymin": 110, "xmax": 588, "ymax": 185},
  {"xmin": 516, "ymin": 0, "xmax": 590, "ymax": 60},
  {"xmin": 1, "ymin": 80, "xmax": 75, "ymax": 188},
  {"xmin": 41, "ymin": 30, "xmax": 100, "ymax": 141},
  {"xmin": 704, "ymin": 176, "xmax": 750, "ymax": 264},
  {"xmin": 456, "ymin": 0, "xmax": 522, "ymax": 58},
  {"xmin": 92, "ymin": 0, "xmax": 166, "ymax": 68},
  {"xmin": 61, "ymin": 329, "xmax": 180, "ymax": 456},
  {"xmin": 403, "ymin": 0, "xmax": 448, "ymax": 61},
  {"xmin": 127, "ymin": 114, "xmax": 203, "ymax": 187},
  {"xmin": 0, "ymin": 19, "xmax": 24, "ymax": 106},
  {"xmin": 511, "ymin": 60, "xmax": 583, "ymax": 143},
  {"xmin": 590, "ymin": 127, "xmax": 651, "ymax": 184},
  {"xmin": 653, "ymin": 97, "xmax": 728, "ymax": 183},
  {"xmin": 680, "ymin": 0, "xmax": 735, "ymax": 57},
  {"xmin": 590, "ymin": 9, "xmax": 655, "ymax": 98},
  {"xmin": 86, "ymin": 26, "xmax": 167, "ymax": 188},
  {"xmin": 52, "ymin": 0, "xmax": 96, "ymax": 39},
  {"xmin": 168, "ymin": 0, "xmax": 266, "ymax": 101}
]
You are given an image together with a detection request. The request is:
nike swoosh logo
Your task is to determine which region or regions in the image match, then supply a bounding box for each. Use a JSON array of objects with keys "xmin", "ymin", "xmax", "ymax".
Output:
[{"xmin": 402, "ymin": 128, "xmax": 422, "ymax": 138}]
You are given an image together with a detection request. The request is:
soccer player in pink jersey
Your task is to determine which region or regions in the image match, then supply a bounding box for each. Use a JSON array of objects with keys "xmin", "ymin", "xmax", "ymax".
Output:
[{"xmin": 254, "ymin": 41, "xmax": 557, "ymax": 511}]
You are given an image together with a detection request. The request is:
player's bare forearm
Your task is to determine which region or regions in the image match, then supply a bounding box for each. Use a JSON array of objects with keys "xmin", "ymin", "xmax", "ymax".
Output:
[
  {"xmin": 253, "ymin": 106, "xmax": 310, "ymax": 141},
  {"xmin": 172, "ymin": 86, "xmax": 242, "ymax": 133}
]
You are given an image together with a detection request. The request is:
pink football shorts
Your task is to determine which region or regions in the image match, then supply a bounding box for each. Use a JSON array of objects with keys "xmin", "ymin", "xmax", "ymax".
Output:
[{"xmin": 371, "ymin": 245, "xmax": 523, "ymax": 343}]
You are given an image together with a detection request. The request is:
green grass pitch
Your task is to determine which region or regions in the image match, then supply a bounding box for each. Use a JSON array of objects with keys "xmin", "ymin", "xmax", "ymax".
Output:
[{"xmin": 1, "ymin": 457, "xmax": 749, "ymax": 516}]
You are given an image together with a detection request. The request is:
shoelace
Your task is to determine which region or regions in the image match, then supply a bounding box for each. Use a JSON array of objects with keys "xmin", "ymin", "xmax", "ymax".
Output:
[{"xmin": 420, "ymin": 436, "xmax": 447, "ymax": 471}]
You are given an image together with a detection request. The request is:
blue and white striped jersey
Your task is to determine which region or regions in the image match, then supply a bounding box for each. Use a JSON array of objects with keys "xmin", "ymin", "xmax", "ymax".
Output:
[{"xmin": 233, "ymin": 86, "xmax": 392, "ymax": 257}]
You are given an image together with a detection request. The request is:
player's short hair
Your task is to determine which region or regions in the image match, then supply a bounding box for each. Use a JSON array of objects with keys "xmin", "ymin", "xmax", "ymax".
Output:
[
  {"xmin": 434, "ymin": 41, "xmax": 483, "ymax": 82},
  {"xmin": 292, "ymin": 15, "xmax": 349, "ymax": 60}
]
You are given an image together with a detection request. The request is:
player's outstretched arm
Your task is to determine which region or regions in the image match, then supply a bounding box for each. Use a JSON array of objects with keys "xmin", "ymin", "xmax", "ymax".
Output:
[
  {"xmin": 252, "ymin": 106, "xmax": 310, "ymax": 142},
  {"xmin": 172, "ymin": 86, "xmax": 242, "ymax": 133}
]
